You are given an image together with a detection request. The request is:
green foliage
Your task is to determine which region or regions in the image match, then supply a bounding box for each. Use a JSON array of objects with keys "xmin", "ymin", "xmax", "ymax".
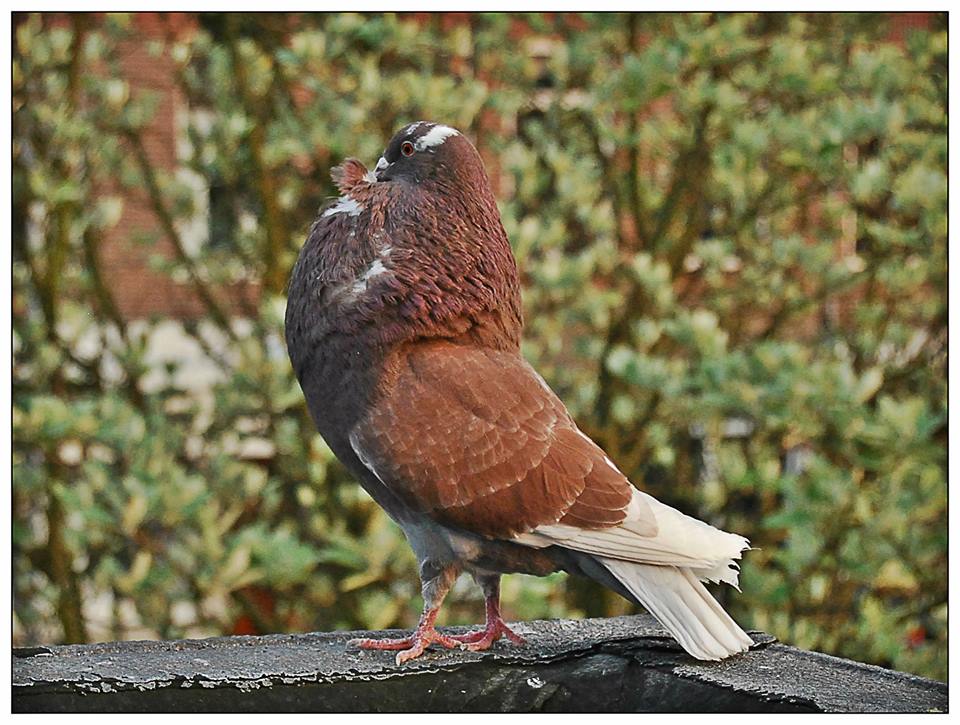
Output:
[{"xmin": 13, "ymin": 12, "xmax": 946, "ymax": 680}]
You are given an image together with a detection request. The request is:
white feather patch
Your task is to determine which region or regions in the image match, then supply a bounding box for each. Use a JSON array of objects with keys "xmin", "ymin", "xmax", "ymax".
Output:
[
  {"xmin": 415, "ymin": 125, "xmax": 460, "ymax": 151},
  {"xmin": 348, "ymin": 247, "xmax": 393, "ymax": 298},
  {"xmin": 323, "ymin": 196, "xmax": 363, "ymax": 217},
  {"xmin": 349, "ymin": 430, "xmax": 386, "ymax": 484}
]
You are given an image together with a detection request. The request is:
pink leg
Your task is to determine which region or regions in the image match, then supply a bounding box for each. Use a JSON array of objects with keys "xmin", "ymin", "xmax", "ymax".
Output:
[
  {"xmin": 347, "ymin": 564, "xmax": 463, "ymax": 665},
  {"xmin": 448, "ymin": 576, "xmax": 526, "ymax": 652}
]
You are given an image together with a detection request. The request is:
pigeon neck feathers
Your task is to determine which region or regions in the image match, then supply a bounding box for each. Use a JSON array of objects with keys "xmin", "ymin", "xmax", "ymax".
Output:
[{"xmin": 299, "ymin": 125, "xmax": 522, "ymax": 352}]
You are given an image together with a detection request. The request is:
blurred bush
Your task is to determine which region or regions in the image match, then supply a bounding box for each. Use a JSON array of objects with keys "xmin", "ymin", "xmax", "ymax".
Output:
[{"xmin": 12, "ymin": 12, "xmax": 946, "ymax": 680}]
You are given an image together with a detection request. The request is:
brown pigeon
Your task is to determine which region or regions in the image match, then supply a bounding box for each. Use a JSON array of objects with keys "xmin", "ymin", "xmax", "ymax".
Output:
[{"xmin": 285, "ymin": 121, "xmax": 752, "ymax": 664}]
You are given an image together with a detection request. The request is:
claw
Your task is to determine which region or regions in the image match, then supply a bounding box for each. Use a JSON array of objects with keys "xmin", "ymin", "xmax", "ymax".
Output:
[
  {"xmin": 450, "ymin": 618, "xmax": 526, "ymax": 652},
  {"xmin": 347, "ymin": 609, "xmax": 465, "ymax": 664},
  {"xmin": 347, "ymin": 635, "xmax": 416, "ymax": 651}
]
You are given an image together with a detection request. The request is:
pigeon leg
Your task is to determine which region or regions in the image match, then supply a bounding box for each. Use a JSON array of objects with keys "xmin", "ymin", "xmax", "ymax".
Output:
[
  {"xmin": 449, "ymin": 574, "xmax": 526, "ymax": 651},
  {"xmin": 347, "ymin": 563, "xmax": 462, "ymax": 665}
]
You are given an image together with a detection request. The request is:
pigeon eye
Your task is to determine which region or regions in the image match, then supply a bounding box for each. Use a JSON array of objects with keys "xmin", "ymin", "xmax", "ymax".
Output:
[{"xmin": 400, "ymin": 141, "xmax": 415, "ymax": 157}]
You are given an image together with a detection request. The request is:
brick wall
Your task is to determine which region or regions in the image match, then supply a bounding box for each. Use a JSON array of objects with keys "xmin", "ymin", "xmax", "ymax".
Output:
[{"xmin": 92, "ymin": 12, "xmax": 259, "ymax": 321}]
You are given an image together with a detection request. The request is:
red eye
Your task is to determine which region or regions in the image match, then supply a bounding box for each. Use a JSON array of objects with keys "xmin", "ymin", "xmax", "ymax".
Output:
[{"xmin": 401, "ymin": 141, "xmax": 415, "ymax": 157}]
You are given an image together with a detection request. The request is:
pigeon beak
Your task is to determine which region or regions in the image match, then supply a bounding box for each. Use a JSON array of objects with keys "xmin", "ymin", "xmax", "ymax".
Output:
[{"xmin": 374, "ymin": 156, "xmax": 389, "ymax": 181}]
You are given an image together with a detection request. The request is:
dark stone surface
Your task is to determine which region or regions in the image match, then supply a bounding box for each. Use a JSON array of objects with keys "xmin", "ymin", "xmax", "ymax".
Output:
[{"xmin": 12, "ymin": 615, "xmax": 947, "ymax": 713}]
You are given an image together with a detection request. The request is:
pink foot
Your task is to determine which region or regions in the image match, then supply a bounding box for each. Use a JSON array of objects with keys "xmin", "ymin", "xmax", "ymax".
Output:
[
  {"xmin": 348, "ymin": 626, "xmax": 463, "ymax": 665},
  {"xmin": 449, "ymin": 617, "xmax": 526, "ymax": 651}
]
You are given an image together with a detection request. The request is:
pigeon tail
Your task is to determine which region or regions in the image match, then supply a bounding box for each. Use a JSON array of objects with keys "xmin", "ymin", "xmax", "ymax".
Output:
[
  {"xmin": 600, "ymin": 558, "xmax": 753, "ymax": 661},
  {"xmin": 515, "ymin": 487, "xmax": 752, "ymax": 660}
]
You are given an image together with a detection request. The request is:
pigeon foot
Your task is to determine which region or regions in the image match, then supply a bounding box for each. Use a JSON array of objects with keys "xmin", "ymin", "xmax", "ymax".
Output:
[
  {"xmin": 347, "ymin": 627, "xmax": 463, "ymax": 665},
  {"xmin": 449, "ymin": 617, "xmax": 525, "ymax": 651},
  {"xmin": 447, "ymin": 579, "xmax": 525, "ymax": 652},
  {"xmin": 347, "ymin": 600, "xmax": 466, "ymax": 665}
]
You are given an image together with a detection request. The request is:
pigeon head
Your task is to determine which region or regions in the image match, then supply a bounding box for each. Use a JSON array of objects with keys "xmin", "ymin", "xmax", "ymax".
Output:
[{"xmin": 373, "ymin": 122, "xmax": 478, "ymax": 186}]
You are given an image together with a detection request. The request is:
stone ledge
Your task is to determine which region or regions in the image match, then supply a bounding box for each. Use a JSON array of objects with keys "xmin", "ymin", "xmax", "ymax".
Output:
[{"xmin": 12, "ymin": 615, "xmax": 947, "ymax": 713}]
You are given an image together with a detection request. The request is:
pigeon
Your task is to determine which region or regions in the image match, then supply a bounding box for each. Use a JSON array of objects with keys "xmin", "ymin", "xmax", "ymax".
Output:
[{"xmin": 285, "ymin": 121, "xmax": 753, "ymax": 665}]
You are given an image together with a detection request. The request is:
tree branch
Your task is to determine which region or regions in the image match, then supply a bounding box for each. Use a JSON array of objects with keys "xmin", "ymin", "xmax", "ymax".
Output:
[
  {"xmin": 224, "ymin": 18, "xmax": 289, "ymax": 295},
  {"xmin": 625, "ymin": 14, "xmax": 649, "ymax": 246},
  {"xmin": 121, "ymin": 128, "xmax": 239, "ymax": 342}
]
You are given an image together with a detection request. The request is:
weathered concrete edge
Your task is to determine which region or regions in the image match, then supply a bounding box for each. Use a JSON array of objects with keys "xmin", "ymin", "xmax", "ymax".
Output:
[
  {"xmin": 12, "ymin": 615, "xmax": 948, "ymax": 713},
  {"xmin": 677, "ymin": 643, "xmax": 948, "ymax": 714},
  {"xmin": 11, "ymin": 616, "xmax": 771, "ymax": 692}
]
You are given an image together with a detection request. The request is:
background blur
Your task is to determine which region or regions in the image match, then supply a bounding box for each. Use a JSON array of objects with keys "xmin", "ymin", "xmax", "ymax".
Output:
[{"xmin": 12, "ymin": 12, "xmax": 946, "ymax": 680}]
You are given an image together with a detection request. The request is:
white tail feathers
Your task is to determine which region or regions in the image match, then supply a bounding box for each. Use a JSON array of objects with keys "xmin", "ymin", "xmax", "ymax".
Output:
[
  {"xmin": 513, "ymin": 488, "xmax": 753, "ymax": 660},
  {"xmin": 601, "ymin": 558, "xmax": 753, "ymax": 660}
]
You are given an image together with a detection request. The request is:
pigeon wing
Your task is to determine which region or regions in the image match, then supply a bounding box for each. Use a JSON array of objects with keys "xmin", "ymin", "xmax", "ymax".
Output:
[{"xmin": 349, "ymin": 341, "xmax": 657, "ymax": 539}]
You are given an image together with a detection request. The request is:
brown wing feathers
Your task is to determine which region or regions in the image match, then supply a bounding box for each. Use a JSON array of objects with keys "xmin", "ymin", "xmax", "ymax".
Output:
[{"xmin": 351, "ymin": 342, "xmax": 642, "ymax": 538}]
